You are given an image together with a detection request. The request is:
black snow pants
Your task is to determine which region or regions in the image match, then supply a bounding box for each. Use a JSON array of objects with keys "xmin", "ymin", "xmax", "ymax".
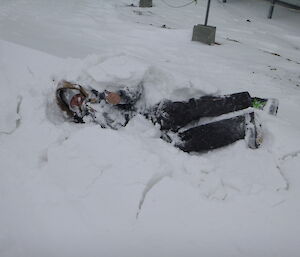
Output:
[{"xmin": 150, "ymin": 92, "xmax": 252, "ymax": 152}]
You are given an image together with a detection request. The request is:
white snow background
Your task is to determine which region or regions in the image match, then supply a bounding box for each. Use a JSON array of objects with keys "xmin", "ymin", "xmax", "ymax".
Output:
[{"xmin": 0, "ymin": 0, "xmax": 300, "ymax": 256}]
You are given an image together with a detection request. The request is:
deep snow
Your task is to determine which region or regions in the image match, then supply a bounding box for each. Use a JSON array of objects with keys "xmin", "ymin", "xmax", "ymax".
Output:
[{"xmin": 0, "ymin": 0, "xmax": 300, "ymax": 256}]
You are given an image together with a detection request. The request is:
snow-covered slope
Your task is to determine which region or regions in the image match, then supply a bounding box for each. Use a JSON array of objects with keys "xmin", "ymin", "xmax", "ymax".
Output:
[{"xmin": 0, "ymin": 0, "xmax": 300, "ymax": 256}]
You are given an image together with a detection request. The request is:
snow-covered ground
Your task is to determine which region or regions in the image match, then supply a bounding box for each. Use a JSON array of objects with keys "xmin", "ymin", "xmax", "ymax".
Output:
[{"xmin": 0, "ymin": 0, "xmax": 300, "ymax": 256}]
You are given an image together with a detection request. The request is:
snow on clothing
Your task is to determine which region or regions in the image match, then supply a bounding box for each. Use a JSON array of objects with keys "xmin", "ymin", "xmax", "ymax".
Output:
[
  {"xmin": 56, "ymin": 80, "xmax": 143, "ymax": 129},
  {"xmin": 56, "ymin": 80, "xmax": 259, "ymax": 152}
]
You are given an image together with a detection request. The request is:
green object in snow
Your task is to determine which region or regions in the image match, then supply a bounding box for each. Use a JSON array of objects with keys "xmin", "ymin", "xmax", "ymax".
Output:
[{"xmin": 252, "ymin": 99, "xmax": 266, "ymax": 109}]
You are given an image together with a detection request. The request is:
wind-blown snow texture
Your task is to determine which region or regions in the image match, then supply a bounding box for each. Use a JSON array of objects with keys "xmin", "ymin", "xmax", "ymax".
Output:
[{"xmin": 0, "ymin": 0, "xmax": 300, "ymax": 256}]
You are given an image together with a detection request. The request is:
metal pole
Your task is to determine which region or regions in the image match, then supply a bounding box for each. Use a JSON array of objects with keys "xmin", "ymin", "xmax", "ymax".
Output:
[
  {"xmin": 204, "ymin": 0, "xmax": 211, "ymax": 26},
  {"xmin": 268, "ymin": 0, "xmax": 276, "ymax": 19}
]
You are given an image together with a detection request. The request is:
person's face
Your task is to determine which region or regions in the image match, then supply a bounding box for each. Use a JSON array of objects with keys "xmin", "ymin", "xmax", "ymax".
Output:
[{"xmin": 70, "ymin": 94, "xmax": 85, "ymax": 108}]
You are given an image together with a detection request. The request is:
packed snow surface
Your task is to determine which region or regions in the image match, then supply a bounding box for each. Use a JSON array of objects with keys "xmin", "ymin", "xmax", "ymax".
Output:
[{"xmin": 0, "ymin": 0, "xmax": 300, "ymax": 256}]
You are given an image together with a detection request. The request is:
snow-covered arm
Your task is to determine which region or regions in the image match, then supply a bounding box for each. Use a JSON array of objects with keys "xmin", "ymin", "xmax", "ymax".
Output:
[
  {"xmin": 88, "ymin": 89, "xmax": 106, "ymax": 103},
  {"xmin": 117, "ymin": 82, "xmax": 144, "ymax": 105}
]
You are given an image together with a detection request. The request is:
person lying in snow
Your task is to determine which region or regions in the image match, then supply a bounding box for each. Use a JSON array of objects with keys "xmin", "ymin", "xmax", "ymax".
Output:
[{"xmin": 56, "ymin": 80, "xmax": 279, "ymax": 153}]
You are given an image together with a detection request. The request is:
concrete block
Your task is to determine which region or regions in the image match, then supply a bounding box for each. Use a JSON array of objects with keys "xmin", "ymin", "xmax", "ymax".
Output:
[
  {"xmin": 192, "ymin": 24, "xmax": 216, "ymax": 45},
  {"xmin": 139, "ymin": 0, "xmax": 152, "ymax": 7}
]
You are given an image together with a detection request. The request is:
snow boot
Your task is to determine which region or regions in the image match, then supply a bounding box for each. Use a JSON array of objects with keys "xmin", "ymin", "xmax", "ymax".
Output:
[{"xmin": 245, "ymin": 112, "xmax": 263, "ymax": 149}]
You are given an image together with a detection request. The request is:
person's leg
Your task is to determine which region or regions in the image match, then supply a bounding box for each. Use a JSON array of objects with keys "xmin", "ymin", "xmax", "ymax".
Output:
[
  {"xmin": 149, "ymin": 92, "xmax": 252, "ymax": 131},
  {"xmin": 176, "ymin": 113, "xmax": 259, "ymax": 153}
]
